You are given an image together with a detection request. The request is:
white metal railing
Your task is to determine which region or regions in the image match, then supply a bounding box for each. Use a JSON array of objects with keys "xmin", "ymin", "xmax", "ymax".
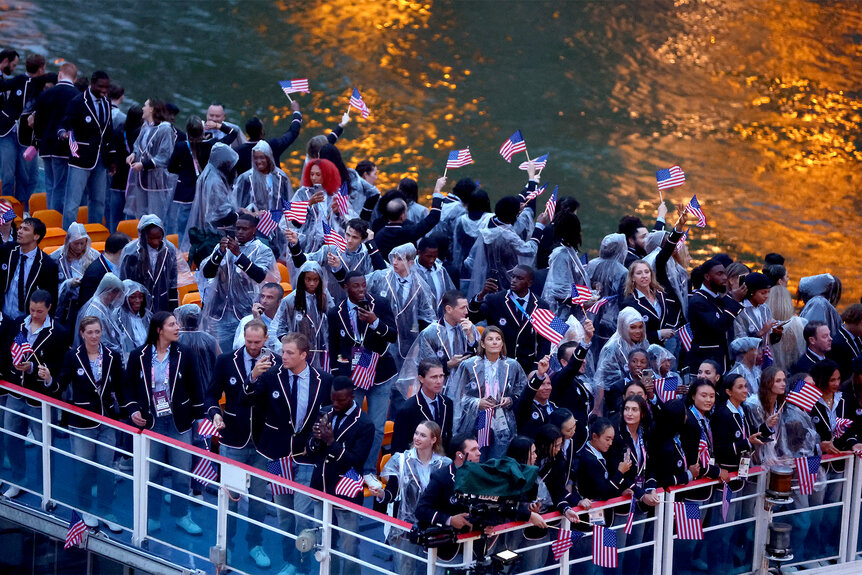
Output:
[{"xmin": 1, "ymin": 379, "xmax": 862, "ymax": 575}]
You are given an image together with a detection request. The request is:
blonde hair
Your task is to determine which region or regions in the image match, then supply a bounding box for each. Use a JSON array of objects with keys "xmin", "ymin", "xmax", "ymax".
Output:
[
  {"xmin": 624, "ymin": 260, "xmax": 664, "ymax": 297},
  {"xmin": 417, "ymin": 420, "xmax": 445, "ymax": 455},
  {"xmin": 767, "ymin": 285, "xmax": 794, "ymax": 321}
]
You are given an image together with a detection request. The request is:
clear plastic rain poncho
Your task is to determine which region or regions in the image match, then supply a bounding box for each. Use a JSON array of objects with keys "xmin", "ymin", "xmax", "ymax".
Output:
[
  {"xmin": 734, "ymin": 300, "xmax": 777, "ymax": 341},
  {"xmin": 365, "ymin": 243, "xmax": 436, "ymax": 369},
  {"xmin": 380, "ymin": 447, "xmax": 451, "ymax": 528},
  {"xmin": 289, "ymin": 185, "xmax": 355, "ymax": 256},
  {"xmin": 74, "ymin": 273, "xmax": 126, "ymax": 356},
  {"xmin": 541, "ymin": 244, "xmax": 591, "ymax": 320},
  {"xmin": 116, "ymin": 279, "xmax": 152, "ymax": 360},
  {"xmin": 798, "ymin": 274, "xmax": 842, "ymax": 337},
  {"xmin": 124, "ymin": 121, "xmax": 178, "ymax": 221},
  {"xmin": 270, "ymin": 260, "xmax": 334, "ymax": 371},
  {"xmin": 585, "ymin": 233, "xmax": 628, "ymax": 342},
  {"xmin": 465, "ymin": 222, "xmax": 539, "ymax": 299},
  {"xmin": 292, "ymin": 239, "xmax": 378, "ymax": 304},
  {"xmin": 594, "ymin": 307, "xmax": 649, "ymax": 406},
  {"xmin": 118, "ymin": 215, "xmax": 179, "ymax": 313},
  {"xmin": 727, "ymin": 337, "xmax": 763, "ymax": 395},
  {"xmin": 345, "ymin": 168, "xmax": 379, "ymax": 215},
  {"xmin": 647, "ymin": 343, "xmax": 680, "ymax": 380},
  {"xmin": 452, "ymin": 212, "xmax": 492, "ymax": 272},
  {"xmin": 446, "ymin": 354, "xmax": 528, "ymax": 458},
  {"xmin": 54, "ymin": 223, "xmax": 100, "ymax": 326},
  {"xmin": 744, "ymin": 397, "xmax": 821, "ymax": 468},
  {"xmin": 233, "ymin": 140, "xmax": 293, "ymax": 211},
  {"xmin": 175, "ymin": 303, "xmax": 220, "ymax": 389},
  {"xmin": 184, "ymin": 142, "xmax": 238, "ymax": 248}
]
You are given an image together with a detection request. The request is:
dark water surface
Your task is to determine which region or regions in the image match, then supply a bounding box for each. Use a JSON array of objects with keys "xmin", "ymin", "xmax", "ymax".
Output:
[{"xmin": 3, "ymin": 0, "xmax": 860, "ymax": 301}]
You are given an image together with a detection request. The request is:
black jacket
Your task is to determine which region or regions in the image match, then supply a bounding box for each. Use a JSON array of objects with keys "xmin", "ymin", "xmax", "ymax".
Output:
[
  {"xmin": 204, "ymin": 348, "xmax": 266, "ymax": 450},
  {"xmin": 308, "ymin": 403, "xmax": 374, "ymax": 503},
  {"xmin": 235, "ymin": 110, "xmax": 303, "ymax": 175},
  {"xmin": 712, "ymin": 402, "xmax": 754, "ymax": 471},
  {"xmin": 548, "ymin": 344, "xmax": 592, "ymax": 451},
  {"xmin": 680, "ymin": 413, "xmax": 721, "ymax": 500},
  {"xmin": 121, "ymin": 342, "xmax": 204, "ymax": 433},
  {"xmin": 57, "ymin": 344, "xmax": 125, "ymax": 429},
  {"xmin": 375, "ymin": 196, "xmax": 443, "ymax": 260},
  {"xmin": 0, "ymin": 244, "xmax": 60, "ymax": 315},
  {"xmin": 829, "ymin": 326, "xmax": 861, "ymax": 381},
  {"xmin": 391, "ymin": 391, "xmax": 453, "ymax": 454},
  {"xmin": 514, "ymin": 374, "xmax": 557, "ymax": 438},
  {"xmin": 609, "ymin": 423, "xmax": 656, "ymax": 502},
  {"xmin": 58, "ymin": 88, "xmax": 114, "ymax": 170},
  {"xmin": 791, "ymin": 349, "xmax": 823, "ymax": 377},
  {"xmin": 687, "ymin": 288, "xmax": 741, "ymax": 371},
  {"xmin": 33, "ymin": 80, "xmax": 79, "ymax": 157},
  {"xmin": 327, "ymin": 295, "xmax": 397, "ymax": 384},
  {"xmin": 78, "ymin": 255, "xmax": 114, "ymax": 311},
  {"xmin": 810, "ymin": 396, "xmax": 857, "ymax": 472},
  {"xmin": 168, "ymin": 126, "xmax": 237, "ymax": 204},
  {"xmin": 622, "ymin": 290, "xmax": 683, "ymax": 345},
  {"xmin": 1, "ymin": 318, "xmax": 69, "ymax": 405}
]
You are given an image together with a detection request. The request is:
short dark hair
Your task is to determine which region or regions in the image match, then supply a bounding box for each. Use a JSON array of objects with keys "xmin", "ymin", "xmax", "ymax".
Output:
[
  {"xmin": 397, "ymin": 178, "xmax": 419, "ymax": 203},
  {"xmin": 842, "ymin": 304, "xmax": 862, "ymax": 326},
  {"xmin": 236, "ymin": 212, "xmax": 257, "ymax": 226},
  {"xmin": 685, "ymin": 378, "xmax": 716, "ymax": 407},
  {"xmin": 22, "ymin": 217, "xmax": 46, "ymax": 244},
  {"xmin": 618, "ymin": 215, "xmax": 645, "ymax": 241},
  {"xmin": 547, "ymin": 408, "xmax": 574, "ymax": 429},
  {"xmin": 244, "ymin": 318, "xmax": 268, "ymax": 336},
  {"xmin": 556, "ymin": 211, "xmax": 582, "ymax": 248},
  {"xmin": 764, "ymin": 252, "xmax": 785, "ymax": 266},
  {"xmin": 803, "ymin": 321, "xmax": 827, "ymax": 345},
  {"xmin": 146, "ymin": 311, "xmax": 174, "ymax": 346},
  {"xmin": 25, "ymin": 53, "xmax": 45, "ymax": 74},
  {"xmin": 494, "ymin": 196, "xmax": 521, "ymax": 225},
  {"xmin": 262, "ymin": 281, "xmax": 284, "ymax": 296},
  {"xmin": 447, "ymin": 433, "xmax": 477, "ymax": 459},
  {"xmin": 589, "ymin": 417, "xmax": 613, "ymax": 438},
  {"xmin": 346, "ymin": 218, "xmax": 369, "ymax": 239},
  {"xmin": 90, "ymin": 70, "xmax": 110, "ymax": 84},
  {"xmin": 810, "ymin": 359, "xmax": 840, "ymax": 392},
  {"xmin": 29, "ymin": 289, "xmax": 51, "ymax": 307},
  {"xmin": 557, "ymin": 341, "xmax": 579, "ymax": 363},
  {"xmin": 355, "ymin": 160, "xmax": 376, "ymax": 178},
  {"xmin": 418, "ymin": 359, "xmax": 443, "ymax": 378},
  {"xmin": 108, "ymin": 83, "xmax": 125, "ymax": 100},
  {"xmin": 245, "ymin": 117, "xmax": 263, "ymax": 140},
  {"xmin": 105, "ymin": 232, "xmax": 130, "ymax": 254},
  {"xmin": 332, "ymin": 376, "xmax": 354, "ymax": 392},
  {"xmin": 629, "ymin": 349, "xmax": 648, "ymax": 362},
  {"xmin": 0, "ymin": 49, "xmax": 19, "ymax": 63},
  {"xmin": 452, "ymin": 178, "xmax": 477, "ymax": 203},
  {"xmin": 417, "ymin": 237, "xmax": 438, "ymax": 252},
  {"xmin": 763, "ymin": 264, "xmax": 787, "ymax": 287},
  {"xmin": 467, "ymin": 189, "xmax": 491, "ymax": 213},
  {"xmin": 441, "ymin": 290, "xmax": 465, "ymax": 311},
  {"xmin": 281, "ymin": 331, "xmax": 310, "ymax": 354},
  {"xmin": 344, "ymin": 270, "xmax": 365, "ymax": 284},
  {"xmin": 558, "ymin": 196, "xmax": 580, "ymax": 214}
]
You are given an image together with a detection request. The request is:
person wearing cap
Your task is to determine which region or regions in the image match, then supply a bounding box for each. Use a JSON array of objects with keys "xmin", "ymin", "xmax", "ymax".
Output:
[{"xmin": 727, "ymin": 337, "xmax": 764, "ymax": 395}]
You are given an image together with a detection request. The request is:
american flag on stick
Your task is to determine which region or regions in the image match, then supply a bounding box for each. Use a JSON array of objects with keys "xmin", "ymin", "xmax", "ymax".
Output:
[
  {"xmin": 656, "ymin": 165, "xmax": 685, "ymax": 191},
  {"xmin": 353, "ymin": 349, "xmax": 379, "ymax": 391},
  {"xmin": 256, "ymin": 210, "xmax": 282, "ymax": 237},
  {"xmin": 552, "ymin": 528, "xmax": 581, "ymax": 560},
  {"xmin": 192, "ymin": 458, "xmax": 218, "ymax": 485},
  {"xmin": 519, "ymin": 153, "xmax": 548, "ymax": 172},
  {"xmin": 499, "ymin": 130, "xmax": 527, "ymax": 163},
  {"xmin": 524, "ymin": 183, "xmax": 547, "ymax": 203},
  {"xmin": 323, "ymin": 222, "xmax": 348, "ymax": 253},
  {"xmin": 655, "ymin": 376, "xmax": 679, "ymax": 403},
  {"xmin": 446, "ymin": 148, "xmax": 474, "ymax": 169},
  {"xmin": 674, "ymin": 501, "xmax": 703, "ymax": 540},
  {"xmin": 587, "ymin": 295, "xmax": 616, "ymax": 315},
  {"xmin": 198, "ymin": 419, "xmax": 221, "ymax": 439},
  {"xmin": 624, "ymin": 493, "xmax": 637, "ymax": 534},
  {"xmin": 348, "ymin": 87, "xmax": 370, "ymax": 118},
  {"xmin": 529, "ymin": 308, "xmax": 570, "ymax": 347},
  {"xmin": 64, "ymin": 511, "xmax": 88, "ymax": 549},
  {"xmin": 476, "ymin": 408, "xmax": 492, "ymax": 448},
  {"xmin": 571, "ymin": 284, "xmax": 592, "ymax": 305},
  {"xmin": 333, "ymin": 182, "xmax": 351, "ymax": 216},
  {"xmin": 795, "ymin": 455, "xmax": 820, "ymax": 495},
  {"xmin": 68, "ymin": 131, "xmax": 80, "ymax": 158},
  {"xmin": 545, "ymin": 185, "xmax": 558, "ymax": 221},
  {"xmin": 592, "ymin": 525, "xmax": 617, "ymax": 568},
  {"xmin": 267, "ymin": 456, "xmax": 295, "ymax": 495},
  {"xmin": 279, "ymin": 79, "xmax": 310, "ymax": 95},
  {"xmin": 786, "ymin": 378, "xmax": 822, "ymax": 413},
  {"xmin": 834, "ymin": 418, "xmax": 852, "ymax": 439},
  {"xmin": 334, "ymin": 468, "xmax": 364, "ymax": 498},
  {"xmin": 281, "ymin": 200, "xmax": 309, "ymax": 225},
  {"xmin": 678, "ymin": 324, "xmax": 693, "ymax": 352},
  {"xmin": 11, "ymin": 332, "xmax": 33, "ymax": 365},
  {"xmin": 685, "ymin": 195, "xmax": 707, "ymax": 227}
]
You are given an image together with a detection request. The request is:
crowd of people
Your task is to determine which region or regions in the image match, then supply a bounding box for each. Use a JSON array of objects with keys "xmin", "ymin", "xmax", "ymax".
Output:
[{"xmin": 1, "ymin": 50, "xmax": 861, "ymax": 575}]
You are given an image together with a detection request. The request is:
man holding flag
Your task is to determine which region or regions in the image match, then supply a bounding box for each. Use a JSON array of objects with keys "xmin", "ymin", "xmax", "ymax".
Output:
[{"xmin": 374, "ymin": 176, "xmax": 446, "ymax": 260}]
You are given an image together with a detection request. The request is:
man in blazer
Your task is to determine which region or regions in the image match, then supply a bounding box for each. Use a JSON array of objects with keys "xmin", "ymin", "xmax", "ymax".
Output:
[
  {"xmin": 391, "ymin": 359, "xmax": 453, "ymax": 453},
  {"xmin": 328, "ymin": 271, "xmax": 396, "ymax": 480},
  {"xmin": 33, "ymin": 61, "xmax": 79, "ymax": 209},
  {"xmin": 468, "ymin": 265, "xmax": 552, "ymax": 374},
  {"xmin": 515, "ymin": 355, "xmax": 558, "ymax": 438},
  {"xmin": 687, "ymin": 259, "xmax": 742, "ymax": 371},
  {"xmin": 0, "ymin": 217, "xmax": 59, "ymax": 319},
  {"xmin": 57, "ymin": 70, "xmax": 113, "ymax": 228},
  {"xmin": 1, "ymin": 289, "xmax": 68, "ymax": 499},
  {"xmin": 414, "ymin": 290, "xmax": 479, "ymax": 377},
  {"xmin": 792, "ymin": 321, "xmax": 832, "ymax": 376}
]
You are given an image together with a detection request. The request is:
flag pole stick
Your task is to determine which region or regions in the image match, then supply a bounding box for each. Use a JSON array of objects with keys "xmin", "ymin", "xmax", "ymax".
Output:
[
  {"xmin": 659, "ymin": 189, "xmax": 663, "ymax": 203},
  {"xmin": 285, "ymin": 92, "xmax": 293, "ymax": 103},
  {"xmin": 524, "ymin": 148, "xmax": 531, "ymax": 163},
  {"xmin": 443, "ymin": 166, "xmax": 448, "ymax": 178}
]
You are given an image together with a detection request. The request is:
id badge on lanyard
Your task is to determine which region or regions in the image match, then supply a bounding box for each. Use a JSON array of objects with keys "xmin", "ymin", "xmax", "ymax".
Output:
[
  {"xmin": 153, "ymin": 390, "xmax": 171, "ymax": 417},
  {"xmin": 738, "ymin": 454, "xmax": 751, "ymax": 478},
  {"xmin": 351, "ymin": 346, "xmax": 362, "ymax": 370}
]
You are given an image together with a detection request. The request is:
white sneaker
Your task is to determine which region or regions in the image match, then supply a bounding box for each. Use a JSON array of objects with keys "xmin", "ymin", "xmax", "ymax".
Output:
[
  {"xmin": 82, "ymin": 513, "xmax": 99, "ymax": 528},
  {"xmin": 363, "ymin": 473, "xmax": 382, "ymax": 490},
  {"xmin": 2, "ymin": 486, "xmax": 20, "ymax": 498},
  {"xmin": 103, "ymin": 515, "xmax": 123, "ymax": 533}
]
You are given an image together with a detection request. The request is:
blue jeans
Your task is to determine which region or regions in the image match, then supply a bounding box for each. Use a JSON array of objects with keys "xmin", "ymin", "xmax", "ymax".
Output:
[
  {"xmin": 353, "ymin": 377, "xmax": 391, "ymax": 475},
  {"xmin": 0, "ymin": 133, "xmax": 37, "ymax": 209},
  {"xmin": 70, "ymin": 425, "xmax": 117, "ymax": 515},
  {"xmin": 220, "ymin": 444, "xmax": 268, "ymax": 548},
  {"xmin": 3, "ymin": 396, "xmax": 42, "ymax": 484},
  {"xmin": 44, "ymin": 156, "xmax": 69, "ymax": 212},
  {"xmin": 64, "ymin": 163, "xmax": 106, "ymax": 229},
  {"xmin": 107, "ymin": 188, "xmax": 126, "ymax": 233},
  {"xmin": 148, "ymin": 416, "xmax": 193, "ymax": 521},
  {"xmin": 273, "ymin": 462, "xmax": 316, "ymax": 562},
  {"xmin": 167, "ymin": 201, "xmax": 192, "ymax": 236}
]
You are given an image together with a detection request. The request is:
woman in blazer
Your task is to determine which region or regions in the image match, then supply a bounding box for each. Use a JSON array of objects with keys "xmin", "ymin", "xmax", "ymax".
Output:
[{"xmin": 622, "ymin": 259, "xmax": 682, "ymax": 347}]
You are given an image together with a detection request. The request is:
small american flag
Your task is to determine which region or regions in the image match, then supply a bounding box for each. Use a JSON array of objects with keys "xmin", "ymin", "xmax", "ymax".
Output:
[
  {"xmin": 323, "ymin": 222, "xmax": 348, "ymax": 253},
  {"xmin": 761, "ymin": 344, "xmax": 774, "ymax": 369},
  {"xmin": 476, "ymin": 408, "xmax": 492, "ymax": 448},
  {"xmin": 64, "ymin": 511, "xmax": 88, "ymax": 549},
  {"xmin": 446, "ymin": 148, "xmax": 474, "ymax": 169},
  {"xmin": 334, "ymin": 468, "xmax": 364, "ymax": 498},
  {"xmin": 198, "ymin": 419, "xmax": 221, "ymax": 439},
  {"xmin": 721, "ymin": 482, "xmax": 732, "ymax": 521},
  {"xmin": 786, "ymin": 378, "xmax": 822, "ymax": 413},
  {"xmin": 624, "ymin": 493, "xmax": 637, "ymax": 534},
  {"xmin": 349, "ymin": 87, "xmax": 370, "ymax": 119},
  {"xmin": 192, "ymin": 457, "xmax": 218, "ymax": 485},
  {"xmin": 279, "ymin": 79, "xmax": 310, "ymax": 95},
  {"xmin": 656, "ymin": 165, "xmax": 685, "ymax": 190},
  {"xmin": 697, "ymin": 431, "xmax": 710, "ymax": 467},
  {"xmin": 11, "ymin": 332, "xmax": 33, "ymax": 365},
  {"xmin": 529, "ymin": 308, "xmax": 570, "ymax": 347},
  {"xmin": 333, "ymin": 182, "xmax": 351, "ymax": 216},
  {"xmin": 655, "ymin": 376, "xmax": 679, "ymax": 403},
  {"xmin": 256, "ymin": 210, "xmax": 283, "ymax": 237},
  {"xmin": 674, "ymin": 501, "xmax": 703, "ymax": 540},
  {"xmin": 282, "ymin": 200, "xmax": 309, "ymax": 225},
  {"xmin": 0, "ymin": 201, "xmax": 15, "ymax": 224},
  {"xmin": 552, "ymin": 528, "xmax": 581, "ymax": 560},
  {"xmin": 795, "ymin": 455, "xmax": 820, "ymax": 495},
  {"xmin": 545, "ymin": 185, "xmax": 558, "ymax": 221},
  {"xmin": 685, "ymin": 195, "xmax": 707, "ymax": 227},
  {"xmin": 678, "ymin": 324, "xmax": 693, "ymax": 352},
  {"xmin": 499, "ymin": 130, "xmax": 527, "ymax": 162},
  {"xmin": 353, "ymin": 349, "xmax": 379, "ymax": 391},
  {"xmin": 267, "ymin": 456, "xmax": 294, "ymax": 496},
  {"xmin": 674, "ymin": 228, "xmax": 689, "ymax": 254},
  {"xmin": 592, "ymin": 525, "xmax": 617, "ymax": 568},
  {"xmin": 834, "ymin": 418, "xmax": 853, "ymax": 439},
  {"xmin": 68, "ymin": 131, "xmax": 80, "ymax": 158},
  {"xmin": 519, "ymin": 153, "xmax": 548, "ymax": 172},
  {"xmin": 524, "ymin": 183, "xmax": 547, "ymax": 203},
  {"xmin": 587, "ymin": 295, "xmax": 616, "ymax": 315},
  {"xmin": 571, "ymin": 284, "xmax": 593, "ymax": 305}
]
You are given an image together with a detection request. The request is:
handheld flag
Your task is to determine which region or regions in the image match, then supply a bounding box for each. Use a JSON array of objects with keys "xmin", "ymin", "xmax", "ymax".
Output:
[
  {"xmin": 697, "ymin": 431, "xmax": 710, "ymax": 467},
  {"xmin": 685, "ymin": 195, "xmax": 707, "ymax": 227},
  {"xmin": 834, "ymin": 418, "xmax": 852, "ymax": 439},
  {"xmin": 267, "ymin": 456, "xmax": 295, "ymax": 495},
  {"xmin": 279, "ymin": 79, "xmax": 310, "ymax": 96},
  {"xmin": 323, "ymin": 222, "xmax": 348, "ymax": 253},
  {"xmin": 674, "ymin": 228, "xmax": 689, "ymax": 254},
  {"xmin": 476, "ymin": 408, "xmax": 492, "ymax": 448},
  {"xmin": 545, "ymin": 185, "xmax": 558, "ymax": 221},
  {"xmin": 552, "ymin": 528, "xmax": 582, "ymax": 560},
  {"xmin": 529, "ymin": 308, "xmax": 570, "ymax": 347},
  {"xmin": 281, "ymin": 200, "xmax": 309, "ymax": 225},
  {"xmin": 64, "ymin": 511, "xmax": 88, "ymax": 549},
  {"xmin": 655, "ymin": 376, "xmax": 679, "ymax": 403},
  {"xmin": 256, "ymin": 210, "xmax": 283, "ymax": 237},
  {"xmin": 571, "ymin": 284, "xmax": 593, "ymax": 305},
  {"xmin": 0, "ymin": 201, "xmax": 15, "ymax": 224},
  {"xmin": 785, "ymin": 378, "xmax": 822, "ymax": 412},
  {"xmin": 11, "ymin": 332, "xmax": 33, "ymax": 365},
  {"xmin": 68, "ymin": 131, "xmax": 80, "ymax": 158},
  {"xmin": 624, "ymin": 493, "xmax": 637, "ymax": 534},
  {"xmin": 333, "ymin": 182, "xmax": 351, "ymax": 216},
  {"xmin": 674, "ymin": 502, "xmax": 704, "ymax": 540},
  {"xmin": 678, "ymin": 324, "xmax": 693, "ymax": 352},
  {"xmin": 519, "ymin": 153, "xmax": 548, "ymax": 172},
  {"xmin": 499, "ymin": 130, "xmax": 527, "ymax": 163},
  {"xmin": 592, "ymin": 525, "xmax": 617, "ymax": 568},
  {"xmin": 334, "ymin": 468, "xmax": 364, "ymax": 498},
  {"xmin": 721, "ymin": 483, "xmax": 732, "ymax": 521},
  {"xmin": 446, "ymin": 148, "xmax": 474, "ymax": 169},
  {"xmin": 761, "ymin": 344, "xmax": 774, "ymax": 369},
  {"xmin": 348, "ymin": 87, "xmax": 370, "ymax": 118},
  {"xmin": 353, "ymin": 349, "xmax": 379, "ymax": 391},
  {"xmin": 524, "ymin": 183, "xmax": 547, "ymax": 203},
  {"xmin": 198, "ymin": 419, "xmax": 221, "ymax": 439},
  {"xmin": 192, "ymin": 457, "xmax": 218, "ymax": 485},
  {"xmin": 656, "ymin": 165, "xmax": 685, "ymax": 191},
  {"xmin": 586, "ymin": 295, "xmax": 616, "ymax": 315},
  {"xmin": 795, "ymin": 455, "xmax": 820, "ymax": 495}
]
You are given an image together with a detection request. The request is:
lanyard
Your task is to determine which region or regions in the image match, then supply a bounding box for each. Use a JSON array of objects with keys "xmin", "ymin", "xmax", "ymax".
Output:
[
  {"xmin": 690, "ymin": 406, "xmax": 713, "ymax": 449},
  {"xmin": 186, "ymin": 141, "xmax": 201, "ymax": 176},
  {"xmin": 150, "ymin": 346, "xmax": 170, "ymax": 391},
  {"xmin": 673, "ymin": 435, "xmax": 687, "ymax": 469}
]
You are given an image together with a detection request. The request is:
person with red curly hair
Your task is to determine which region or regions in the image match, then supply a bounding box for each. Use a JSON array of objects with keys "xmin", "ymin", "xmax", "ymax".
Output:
[{"xmin": 288, "ymin": 158, "xmax": 352, "ymax": 254}]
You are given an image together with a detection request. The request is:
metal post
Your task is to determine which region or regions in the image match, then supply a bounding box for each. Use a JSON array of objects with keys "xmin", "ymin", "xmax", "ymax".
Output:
[
  {"xmin": 320, "ymin": 500, "xmax": 333, "ymax": 575},
  {"xmin": 751, "ymin": 471, "xmax": 771, "ymax": 575},
  {"xmin": 426, "ymin": 546, "xmax": 438, "ymax": 575},
  {"xmin": 40, "ymin": 402, "xmax": 51, "ymax": 510},
  {"xmin": 848, "ymin": 455, "xmax": 862, "ymax": 563},
  {"xmin": 652, "ymin": 491, "xmax": 665, "ymax": 575},
  {"xmin": 132, "ymin": 433, "xmax": 148, "ymax": 546},
  {"xmin": 216, "ymin": 476, "xmax": 228, "ymax": 552},
  {"xmin": 660, "ymin": 491, "xmax": 675, "ymax": 574},
  {"xmin": 839, "ymin": 455, "xmax": 855, "ymax": 563},
  {"xmin": 462, "ymin": 539, "xmax": 474, "ymax": 572}
]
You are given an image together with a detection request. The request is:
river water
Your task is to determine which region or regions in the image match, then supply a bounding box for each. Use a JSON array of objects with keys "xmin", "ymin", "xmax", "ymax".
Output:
[{"xmin": 3, "ymin": 0, "xmax": 860, "ymax": 301}]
